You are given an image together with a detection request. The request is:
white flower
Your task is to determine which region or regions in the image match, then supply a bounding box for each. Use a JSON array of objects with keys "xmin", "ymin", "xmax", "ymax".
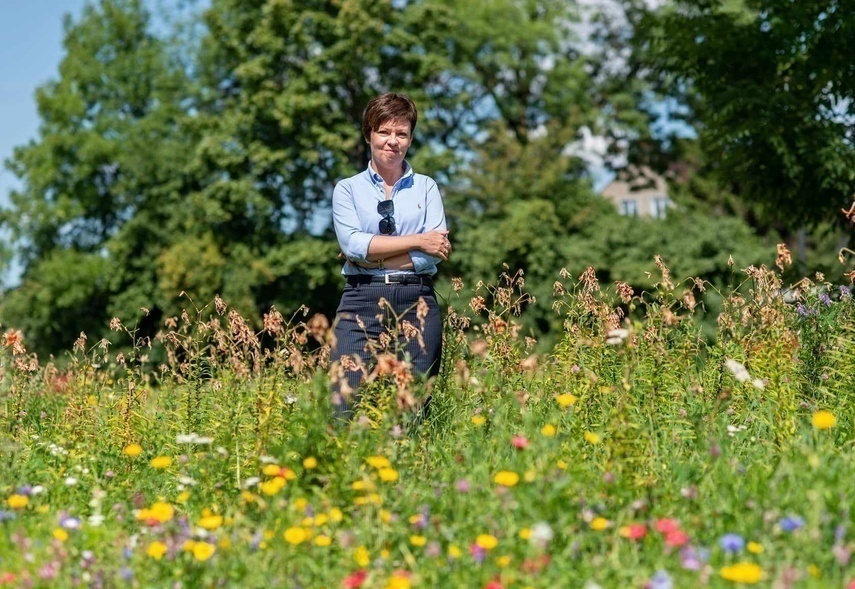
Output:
[
  {"xmin": 194, "ymin": 436, "xmax": 213, "ymax": 445},
  {"xmin": 726, "ymin": 424, "xmax": 747, "ymax": 437},
  {"xmin": 606, "ymin": 328, "xmax": 629, "ymax": 345},
  {"xmin": 64, "ymin": 477, "xmax": 78, "ymax": 487},
  {"xmin": 530, "ymin": 521, "xmax": 554, "ymax": 546},
  {"xmin": 88, "ymin": 514, "xmax": 105, "ymax": 527},
  {"xmin": 242, "ymin": 477, "xmax": 261, "ymax": 488},
  {"xmin": 259, "ymin": 455, "xmax": 278, "ymax": 464},
  {"xmin": 284, "ymin": 395, "xmax": 297, "ymax": 405},
  {"xmin": 724, "ymin": 359, "xmax": 751, "ymax": 383},
  {"xmin": 31, "ymin": 485, "xmax": 45, "ymax": 495},
  {"xmin": 216, "ymin": 446, "xmax": 229, "ymax": 457},
  {"xmin": 178, "ymin": 476, "xmax": 198, "ymax": 486},
  {"xmin": 751, "ymin": 378, "xmax": 765, "ymax": 390}
]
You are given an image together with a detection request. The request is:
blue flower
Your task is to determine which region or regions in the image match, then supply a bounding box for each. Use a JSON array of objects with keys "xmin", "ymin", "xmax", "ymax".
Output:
[
  {"xmin": 780, "ymin": 515, "xmax": 805, "ymax": 532},
  {"xmin": 719, "ymin": 533, "xmax": 745, "ymax": 552}
]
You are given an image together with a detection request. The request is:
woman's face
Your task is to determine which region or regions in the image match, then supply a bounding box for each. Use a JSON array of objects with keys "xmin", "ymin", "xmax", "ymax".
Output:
[{"xmin": 369, "ymin": 119, "xmax": 412, "ymax": 169}]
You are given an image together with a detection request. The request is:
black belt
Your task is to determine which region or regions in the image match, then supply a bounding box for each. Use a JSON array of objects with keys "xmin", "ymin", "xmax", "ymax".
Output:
[{"xmin": 346, "ymin": 274, "xmax": 433, "ymax": 286}]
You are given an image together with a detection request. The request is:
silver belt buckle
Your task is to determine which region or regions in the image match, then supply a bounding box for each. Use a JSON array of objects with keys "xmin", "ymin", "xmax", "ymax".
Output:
[{"xmin": 384, "ymin": 274, "xmax": 394, "ymax": 285}]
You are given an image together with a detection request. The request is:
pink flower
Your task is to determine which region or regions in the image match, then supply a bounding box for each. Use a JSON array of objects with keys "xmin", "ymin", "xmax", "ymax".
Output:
[
  {"xmin": 625, "ymin": 524, "xmax": 648, "ymax": 540},
  {"xmin": 511, "ymin": 435, "xmax": 529, "ymax": 450}
]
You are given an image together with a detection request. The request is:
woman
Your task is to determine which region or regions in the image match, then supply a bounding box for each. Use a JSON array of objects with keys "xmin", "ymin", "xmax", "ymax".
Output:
[{"xmin": 330, "ymin": 93, "xmax": 450, "ymax": 420}]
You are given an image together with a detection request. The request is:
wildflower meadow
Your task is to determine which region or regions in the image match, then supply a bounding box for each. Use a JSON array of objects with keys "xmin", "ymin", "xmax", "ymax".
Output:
[{"xmin": 2, "ymin": 252, "xmax": 855, "ymax": 588}]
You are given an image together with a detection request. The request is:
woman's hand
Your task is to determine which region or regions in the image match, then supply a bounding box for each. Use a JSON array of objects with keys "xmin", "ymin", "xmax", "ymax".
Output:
[{"xmin": 419, "ymin": 230, "xmax": 452, "ymax": 260}]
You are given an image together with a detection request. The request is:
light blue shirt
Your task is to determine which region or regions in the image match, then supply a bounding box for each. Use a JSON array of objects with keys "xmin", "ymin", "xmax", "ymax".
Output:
[{"xmin": 332, "ymin": 161, "xmax": 447, "ymax": 276}]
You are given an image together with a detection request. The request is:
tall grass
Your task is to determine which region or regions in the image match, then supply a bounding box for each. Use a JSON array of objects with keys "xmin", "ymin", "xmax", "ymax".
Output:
[{"xmin": 1, "ymin": 254, "xmax": 854, "ymax": 588}]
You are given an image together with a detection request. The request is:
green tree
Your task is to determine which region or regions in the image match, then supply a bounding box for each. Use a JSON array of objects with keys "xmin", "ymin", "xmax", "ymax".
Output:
[
  {"xmin": 637, "ymin": 0, "xmax": 855, "ymax": 229},
  {"xmin": 1, "ymin": 0, "xmax": 194, "ymax": 355}
]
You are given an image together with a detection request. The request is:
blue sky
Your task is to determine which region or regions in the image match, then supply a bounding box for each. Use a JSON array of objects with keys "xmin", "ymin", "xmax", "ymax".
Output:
[{"xmin": 0, "ymin": 1, "xmax": 89, "ymax": 209}]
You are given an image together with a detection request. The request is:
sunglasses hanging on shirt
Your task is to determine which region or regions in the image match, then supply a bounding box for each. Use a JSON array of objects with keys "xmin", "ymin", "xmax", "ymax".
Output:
[{"xmin": 377, "ymin": 200, "xmax": 396, "ymax": 235}]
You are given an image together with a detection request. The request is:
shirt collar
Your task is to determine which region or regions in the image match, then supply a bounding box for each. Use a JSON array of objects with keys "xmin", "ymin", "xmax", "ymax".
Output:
[{"xmin": 366, "ymin": 160, "xmax": 413, "ymax": 186}]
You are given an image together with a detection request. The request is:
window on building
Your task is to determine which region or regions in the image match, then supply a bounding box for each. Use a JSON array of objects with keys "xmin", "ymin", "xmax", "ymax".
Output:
[
  {"xmin": 651, "ymin": 196, "xmax": 671, "ymax": 219},
  {"xmin": 619, "ymin": 199, "xmax": 638, "ymax": 217}
]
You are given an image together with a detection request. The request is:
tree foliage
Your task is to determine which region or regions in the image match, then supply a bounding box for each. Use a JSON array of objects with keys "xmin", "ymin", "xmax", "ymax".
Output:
[{"xmin": 638, "ymin": 0, "xmax": 855, "ymax": 229}]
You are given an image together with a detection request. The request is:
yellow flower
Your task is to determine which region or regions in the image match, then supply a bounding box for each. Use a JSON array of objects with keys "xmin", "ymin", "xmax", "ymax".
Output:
[
  {"xmin": 218, "ymin": 537, "xmax": 232, "ymax": 550},
  {"xmin": 448, "ymin": 544, "xmax": 462, "ymax": 558},
  {"xmin": 378, "ymin": 468, "xmax": 399, "ymax": 483},
  {"xmin": 328, "ymin": 507, "xmax": 343, "ymax": 522},
  {"xmin": 472, "ymin": 415, "xmax": 487, "ymax": 426},
  {"xmin": 720, "ymin": 563, "xmax": 763, "ymax": 584},
  {"xmin": 284, "ymin": 527, "xmax": 309, "ymax": 545},
  {"xmin": 192, "ymin": 542, "xmax": 216, "ymax": 561},
  {"xmin": 123, "ymin": 443, "xmax": 143, "ymax": 457},
  {"xmin": 176, "ymin": 491, "xmax": 191, "ymax": 504},
  {"xmin": 354, "ymin": 546, "xmax": 370, "ymax": 567},
  {"xmin": 366, "ymin": 456, "xmax": 391, "ymax": 469},
  {"xmin": 747, "ymin": 541, "xmax": 764, "ymax": 554},
  {"xmin": 262, "ymin": 464, "xmax": 281, "ymax": 476},
  {"xmin": 808, "ymin": 565, "xmax": 821, "ymax": 579},
  {"xmin": 281, "ymin": 468, "xmax": 297, "ymax": 480},
  {"xmin": 496, "ymin": 555, "xmax": 511, "ymax": 568},
  {"xmin": 493, "ymin": 470, "xmax": 520, "ymax": 487},
  {"xmin": 314, "ymin": 513, "xmax": 328, "ymax": 526},
  {"xmin": 410, "ymin": 535, "xmax": 427, "ymax": 547},
  {"xmin": 52, "ymin": 528, "xmax": 69, "ymax": 542},
  {"xmin": 584, "ymin": 432, "xmax": 602, "ymax": 445},
  {"xmin": 147, "ymin": 541, "xmax": 168, "ymax": 560},
  {"xmin": 260, "ymin": 477, "xmax": 286, "ymax": 496},
  {"xmin": 379, "ymin": 510, "xmax": 392, "ymax": 523},
  {"xmin": 7, "ymin": 494, "xmax": 28, "ymax": 509},
  {"xmin": 812, "ymin": 410, "xmax": 836, "ymax": 430},
  {"xmin": 386, "ymin": 573, "xmax": 412, "ymax": 589},
  {"xmin": 314, "ymin": 534, "xmax": 333, "ymax": 547},
  {"xmin": 590, "ymin": 517, "xmax": 610, "ymax": 531},
  {"xmin": 556, "ymin": 393, "xmax": 578, "ymax": 408},
  {"xmin": 556, "ymin": 460, "xmax": 567, "ymax": 470},
  {"xmin": 352, "ymin": 480, "xmax": 375, "ymax": 491},
  {"xmin": 150, "ymin": 456, "xmax": 173, "ymax": 469},
  {"xmin": 541, "ymin": 424, "xmax": 556, "ymax": 437},
  {"xmin": 136, "ymin": 501, "xmax": 175, "ymax": 524},
  {"xmin": 475, "ymin": 534, "xmax": 498, "ymax": 550},
  {"xmin": 198, "ymin": 515, "xmax": 223, "ymax": 531},
  {"xmin": 293, "ymin": 498, "xmax": 308, "ymax": 511},
  {"xmin": 524, "ymin": 470, "xmax": 536, "ymax": 482},
  {"xmin": 303, "ymin": 457, "xmax": 318, "ymax": 469},
  {"xmin": 519, "ymin": 528, "xmax": 532, "ymax": 540},
  {"xmin": 182, "ymin": 540, "xmax": 197, "ymax": 552}
]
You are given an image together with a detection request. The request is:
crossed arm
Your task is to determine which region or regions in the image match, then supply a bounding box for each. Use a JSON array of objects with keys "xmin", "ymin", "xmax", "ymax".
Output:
[{"xmin": 351, "ymin": 232, "xmax": 452, "ymax": 270}]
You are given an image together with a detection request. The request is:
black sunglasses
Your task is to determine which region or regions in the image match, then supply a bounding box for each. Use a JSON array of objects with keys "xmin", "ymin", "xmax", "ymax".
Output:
[{"xmin": 377, "ymin": 200, "xmax": 395, "ymax": 235}]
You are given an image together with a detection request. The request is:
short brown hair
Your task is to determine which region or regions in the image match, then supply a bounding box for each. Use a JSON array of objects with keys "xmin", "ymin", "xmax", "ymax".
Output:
[{"xmin": 362, "ymin": 93, "xmax": 418, "ymax": 141}]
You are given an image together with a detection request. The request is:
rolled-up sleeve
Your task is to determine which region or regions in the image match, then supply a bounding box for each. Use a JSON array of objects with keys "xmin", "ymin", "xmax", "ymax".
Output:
[
  {"xmin": 332, "ymin": 181, "xmax": 374, "ymax": 263},
  {"xmin": 409, "ymin": 179, "xmax": 446, "ymax": 274}
]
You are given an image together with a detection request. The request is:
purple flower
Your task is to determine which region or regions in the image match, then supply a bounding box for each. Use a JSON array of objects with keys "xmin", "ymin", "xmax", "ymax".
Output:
[
  {"xmin": 820, "ymin": 293, "xmax": 832, "ymax": 306},
  {"xmin": 0, "ymin": 510, "xmax": 17, "ymax": 522},
  {"xmin": 470, "ymin": 543, "xmax": 486, "ymax": 563},
  {"xmin": 780, "ymin": 516, "xmax": 805, "ymax": 532},
  {"xmin": 647, "ymin": 570, "xmax": 673, "ymax": 589},
  {"xmin": 719, "ymin": 533, "xmax": 745, "ymax": 552},
  {"xmin": 59, "ymin": 516, "xmax": 82, "ymax": 530},
  {"xmin": 680, "ymin": 545, "xmax": 709, "ymax": 570},
  {"xmin": 841, "ymin": 285, "xmax": 851, "ymax": 298}
]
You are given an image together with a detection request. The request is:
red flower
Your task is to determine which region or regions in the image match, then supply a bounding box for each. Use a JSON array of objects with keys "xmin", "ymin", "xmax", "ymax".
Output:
[
  {"xmin": 654, "ymin": 518, "xmax": 681, "ymax": 534},
  {"xmin": 484, "ymin": 581, "xmax": 504, "ymax": 589},
  {"xmin": 511, "ymin": 435, "xmax": 529, "ymax": 450},
  {"xmin": 342, "ymin": 570, "xmax": 368, "ymax": 589},
  {"xmin": 626, "ymin": 524, "xmax": 648, "ymax": 540},
  {"xmin": 664, "ymin": 530, "xmax": 689, "ymax": 547}
]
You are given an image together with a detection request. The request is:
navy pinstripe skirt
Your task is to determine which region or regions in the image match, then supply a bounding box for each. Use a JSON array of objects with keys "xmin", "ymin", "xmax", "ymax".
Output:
[{"xmin": 330, "ymin": 277, "xmax": 442, "ymax": 419}]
